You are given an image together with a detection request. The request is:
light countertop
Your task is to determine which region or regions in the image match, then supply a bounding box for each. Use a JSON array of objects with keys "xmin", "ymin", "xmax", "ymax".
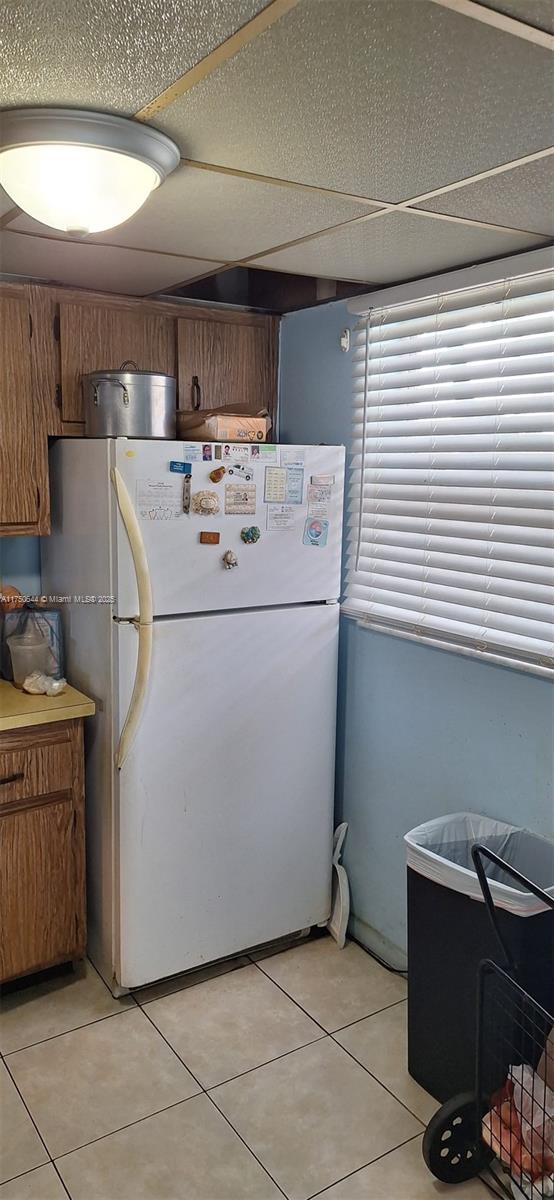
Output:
[{"xmin": 0, "ymin": 680, "xmax": 95, "ymax": 732}]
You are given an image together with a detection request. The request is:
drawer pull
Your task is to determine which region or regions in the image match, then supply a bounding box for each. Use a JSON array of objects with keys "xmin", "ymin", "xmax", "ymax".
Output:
[{"xmin": 0, "ymin": 772, "xmax": 24, "ymax": 786}]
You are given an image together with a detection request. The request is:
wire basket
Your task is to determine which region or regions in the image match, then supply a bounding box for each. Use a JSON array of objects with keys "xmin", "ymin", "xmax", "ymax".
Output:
[{"xmin": 423, "ymin": 845, "xmax": 554, "ymax": 1198}]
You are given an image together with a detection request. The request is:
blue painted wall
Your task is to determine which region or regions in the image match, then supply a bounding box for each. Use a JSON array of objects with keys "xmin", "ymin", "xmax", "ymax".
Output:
[
  {"xmin": 0, "ymin": 537, "xmax": 41, "ymax": 598},
  {"xmin": 280, "ymin": 300, "xmax": 554, "ymax": 966}
]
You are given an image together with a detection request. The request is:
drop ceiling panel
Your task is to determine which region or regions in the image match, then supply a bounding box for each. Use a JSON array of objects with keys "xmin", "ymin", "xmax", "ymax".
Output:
[
  {"xmin": 0, "ymin": 231, "xmax": 219, "ymax": 295},
  {"xmin": 156, "ymin": 0, "xmax": 553, "ymax": 203},
  {"xmin": 8, "ymin": 165, "xmax": 382, "ymax": 260},
  {"xmin": 0, "ymin": 0, "xmax": 266, "ymax": 114},
  {"xmin": 477, "ymin": 1, "xmax": 554, "ymax": 33},
  {"xmin": 250, "ymin": 212, "xmax": 546, "ymax": 283},
  {"xmin": 416, "ymin": 157, "xmax": 554, "ymax": 236}
]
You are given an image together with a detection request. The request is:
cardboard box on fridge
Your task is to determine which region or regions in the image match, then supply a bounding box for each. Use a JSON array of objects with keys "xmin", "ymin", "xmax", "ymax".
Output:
[{"xmin": 176, "ymin": 406, "xmax": 271, "ymax": 443}]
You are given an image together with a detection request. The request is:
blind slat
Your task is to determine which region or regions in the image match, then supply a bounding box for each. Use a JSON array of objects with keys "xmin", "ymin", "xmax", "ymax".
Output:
[
  {"xmin": 343, "ymin": 269, "xmax": 554, "ymax": 673},
  {"xmin": 346, "ymin": 553, "xmax": 553, "ymax": 599}
]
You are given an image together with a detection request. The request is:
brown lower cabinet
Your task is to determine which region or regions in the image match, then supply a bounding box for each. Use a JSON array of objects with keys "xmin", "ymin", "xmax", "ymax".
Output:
[{"xmin": 0, "ymin": 719, "xmax": 86, "ymax": 983}]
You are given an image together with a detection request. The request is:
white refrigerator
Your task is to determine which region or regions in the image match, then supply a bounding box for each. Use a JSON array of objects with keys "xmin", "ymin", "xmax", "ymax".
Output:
[{"xmin": 42, "ymin": 437, "xmax": 345, "ymax": 993}]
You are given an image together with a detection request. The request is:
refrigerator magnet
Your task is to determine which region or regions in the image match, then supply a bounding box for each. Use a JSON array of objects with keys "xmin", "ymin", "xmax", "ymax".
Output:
[
  {"xmin": 225, "ymin": 484, "xmax": 256, "ymax": 515},
  {"xmin": 191, "ymin": 491, "xmax": 220, "ymax": 515},
  {"xmin": 199, "ymin": 531, "xmax": 220, "ymax": 544},
  {"xmin": 240, "ymin": 526, "xmax": 261, "ymax": 544},
  {"xmin": 169, "ymin": 460, "xmax": 192, "ymax": 474},
  {"xmin": 303, "ymin": 518, "xmax": 329, "ymax": 547},
  {"xmin": 209, "ymin": 466, "xmax": 226, "ymax": 484}
]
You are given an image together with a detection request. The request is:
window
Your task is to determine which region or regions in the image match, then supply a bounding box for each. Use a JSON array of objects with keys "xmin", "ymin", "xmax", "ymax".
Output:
[{"xmin": 344, "ymin": 269, "xmax": 554, "ymax": 677}]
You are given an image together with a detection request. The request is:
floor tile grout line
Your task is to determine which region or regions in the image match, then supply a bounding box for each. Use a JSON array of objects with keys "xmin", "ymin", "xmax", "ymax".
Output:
[
  {"xmin": 51, "ymin": 1158, "xmax": 72, "ymax": 1199},
  {"xmin": 203, "ymin": 1089, "xmax": 290, "ymax": 1199},
  {"xmin": 329, "ymin": 995, "xmax": 408, "ymax": 1034},
  {"xmin": 0, "ymin": 1162, "xmax": 58, "ymax": 1191},
  {"xmin": 138, "ymin": 1001, "xmax": 289, "ymax": 1199},
  {"xmin": 4, "ymin": 1004, "xmax": 203, "ymax": 1168},
  {"xmin": 251, "ymin": 953, "xmax": 407, "ymax": 1037},
  {"xmin": 138, "ymin": 1000, "xmax": 208, "ymax": 1092},
  {"xmin": 249, "ymin": 960, "xmax": 331, "ymax": 1036},
  {"xmin": 304, "ymin": 1130, "xmax": 426, "ymax": 1200},
  {"xmin": 1, "ymin": 1054, "xmax": 53, "ymax": 1170},
  {"xmin": 327, "ymin": 1033, "xmax": 428, "ymax": 1129},
  {"xmin": 2, "ymin": 1001, "xmax": 138, "ymax": 1058},
  {"xmin": 52, "ymin": 1095, "xmax": 202, "ymax": 1166},
  {"xmin": 204, "ymin": 1032, "xmax": 329, "ymax": 1092}
]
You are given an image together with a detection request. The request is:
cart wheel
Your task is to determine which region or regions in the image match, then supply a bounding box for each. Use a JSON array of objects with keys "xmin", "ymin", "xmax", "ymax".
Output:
[{"xmin": 423, "ymin": 1092, "xmax": 493, "ymax": 1184}]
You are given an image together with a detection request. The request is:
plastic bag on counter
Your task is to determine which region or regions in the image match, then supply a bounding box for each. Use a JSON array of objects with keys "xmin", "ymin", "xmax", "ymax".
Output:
[{"xmin": 1, "ymin": 605, "xmax": 64, "ymax": 681}]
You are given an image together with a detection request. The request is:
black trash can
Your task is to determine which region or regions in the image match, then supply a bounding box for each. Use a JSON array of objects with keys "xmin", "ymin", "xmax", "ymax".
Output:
[{"xmin": 405, "ymin": 813, "xmax": 554, "ymax": 1103}]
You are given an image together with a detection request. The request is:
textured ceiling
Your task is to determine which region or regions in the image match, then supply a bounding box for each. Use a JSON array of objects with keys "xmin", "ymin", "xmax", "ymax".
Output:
[
  {"xmin": 9, "ymin": 165, "xmax": 381, "ymax": 260},
  {"xmin": 0, "ymin": 0, "xmax": 552, "ymax": 295},
  {"xmin": 249, "ymin": 212, "xmax": 546, "ymax": 283},
  {"xmin": 0, "ymin": 231, "xmax": 218, "ymax": 294},
  {"xmin": 0, "ymin": 0, "xmax": 267, "ymax": 114},
  {"xmin": 416, "ymin": 155, "xmax": 554, "ymax": 237},
  {"xmin": 156, "ymin": 0, "xmax": 553, "ymax": 202}
]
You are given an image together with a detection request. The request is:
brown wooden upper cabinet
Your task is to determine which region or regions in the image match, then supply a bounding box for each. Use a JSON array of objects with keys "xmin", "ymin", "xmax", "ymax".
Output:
[
  {"xmin": 59, "ymin": 301, "xmax": 177, "ymax": 423},
  {"xmin": 0, "ymin": 291, "xmax": 49, "ymax": 536},
  {"xmin": 177, "ymin": 317, "xmax": 277, "ymax": 420}
]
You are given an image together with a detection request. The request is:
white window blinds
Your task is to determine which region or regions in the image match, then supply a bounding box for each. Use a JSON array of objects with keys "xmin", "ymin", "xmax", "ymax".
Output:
[{"xmin": 344, "ymin": 269, "xmax": 554, "ymax": 677}]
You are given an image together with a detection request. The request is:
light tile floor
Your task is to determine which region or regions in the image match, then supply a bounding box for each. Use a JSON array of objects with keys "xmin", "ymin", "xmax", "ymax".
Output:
[{"xmin": 0, "ymin": 937, "xmax": 493, "ymax": 1199}]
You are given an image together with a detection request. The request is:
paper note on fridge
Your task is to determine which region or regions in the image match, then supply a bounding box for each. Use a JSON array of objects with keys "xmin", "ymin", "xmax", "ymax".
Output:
[
  {"xmin": 180, "ymin": 443, "xmax": 204, "ymax": 462},
  {"xmin": 137, "ymin": 478, "xmax": 183, "ymax": 520},
  {"xmin": 264, "ymin": 466, "xmax": 287, "ymax": 503},
  {"xmin": 267, "ymin": 504, "xmax": 296, "ymax": 531},
  {"xmin": 280, "ymin": 448, "xmax": 305, "ymax": 467},
  {"xmin": 307, "ymin": 483, "xmax": 332, "ymax": 519},
  {"xmin": 285, "ymin": 466, "xmax": 304, "ymax": 504}
]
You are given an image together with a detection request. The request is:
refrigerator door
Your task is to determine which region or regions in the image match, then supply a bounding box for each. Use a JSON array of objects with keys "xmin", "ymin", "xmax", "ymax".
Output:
[
  {"xmin": 113, "ymin": 441, "xmax": 344, "ymax": 617},
  {"xmin": 115, "ymin": 603, "xmax": 338, "ymax": 989}
]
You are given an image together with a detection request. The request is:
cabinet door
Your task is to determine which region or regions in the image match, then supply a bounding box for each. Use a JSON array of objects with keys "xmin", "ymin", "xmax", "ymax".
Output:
[
  {"xmin": 177, "ymin": 318, "xmax": 277, "ymax": 418},
  {"xmin": 59, "ymin": 302, "xmax": 176, "ymax": 422},
  {"xmin": 0, "ymin": 294, "xmax": 48, "ymax": 533},
  {"xmin": 0, "ymin": 798, "xmax": 79, "ymax": 980}
]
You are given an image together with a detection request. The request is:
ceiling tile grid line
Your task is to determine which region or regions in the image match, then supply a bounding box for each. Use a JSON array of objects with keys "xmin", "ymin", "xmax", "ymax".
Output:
[
  {"xmin": 0, "ymin": 224, "xmax": 225, "ymax": 265},
  {"xmin": 133, "ymin": 0, "xmax": 302, "ymax": 121},
  {"xmin": 396, "ymin": 147, "xmax": 554, "ymax": 209},
  {"xmin": 4, "ymin": 192, "xmax": 549, "ymax": 280},
  {"xmin": 180, "ymin": 144, "xmax": 554, "ymax": 214},
  {"xmin": 429, "ymin": 0, "xmax": 554, "ymax": 47},
  {"xmin": 152, "ymin": 0, "xmax": 553, "ymax": 204},
  {"xmin": 397, "ymin": 205, "xmax": 552, "ymax": 240},
  {"xmin": 3, "ymin": 144, "xmax": 553, "ymax": 259},
  {"xmin": 1, "ymin": 0, "xmax": 553, "ymax": 294}
]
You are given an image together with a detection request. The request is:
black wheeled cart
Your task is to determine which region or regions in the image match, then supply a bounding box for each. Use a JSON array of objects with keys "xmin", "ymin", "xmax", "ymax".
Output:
[{"xmin": 423, "ymin": 845, "xmax": 554, "ymax": 1198}]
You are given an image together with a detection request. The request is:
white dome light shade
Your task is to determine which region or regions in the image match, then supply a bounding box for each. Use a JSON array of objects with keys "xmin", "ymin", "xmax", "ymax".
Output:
[
  {"xmin": 0, "ymin": 108, "xmax": 180, "ymax": 235},
  {"xmin": 0, "ymin": 144, "xmax": 161, "ymax": 234}
]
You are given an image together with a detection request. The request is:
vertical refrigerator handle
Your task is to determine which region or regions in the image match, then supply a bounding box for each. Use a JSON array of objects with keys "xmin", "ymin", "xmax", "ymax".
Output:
[{"xmin": 111, "ymin": 467, "xmax": 154, "ymax": 770}]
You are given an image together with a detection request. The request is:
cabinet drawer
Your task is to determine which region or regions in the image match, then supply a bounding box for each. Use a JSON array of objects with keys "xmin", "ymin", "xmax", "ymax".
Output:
[{"xmin": 0, "ymin": 736, "xmax": 73, "ymax": 807}]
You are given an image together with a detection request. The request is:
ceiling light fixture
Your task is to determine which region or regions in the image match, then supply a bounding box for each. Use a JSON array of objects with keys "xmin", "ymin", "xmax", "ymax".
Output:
[{"xmin": 0, "ymin": 108, "xmax": 180, "ymax": 235}]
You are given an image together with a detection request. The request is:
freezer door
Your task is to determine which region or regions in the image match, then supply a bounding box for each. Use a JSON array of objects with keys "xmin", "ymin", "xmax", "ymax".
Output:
[
  {"xmin": 113, "ymin": 441, "xmax": 344, "ymax": 617},
  {"xmin": 115, "ymin": 604, "xmax": 338, "ymax": 989}
]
